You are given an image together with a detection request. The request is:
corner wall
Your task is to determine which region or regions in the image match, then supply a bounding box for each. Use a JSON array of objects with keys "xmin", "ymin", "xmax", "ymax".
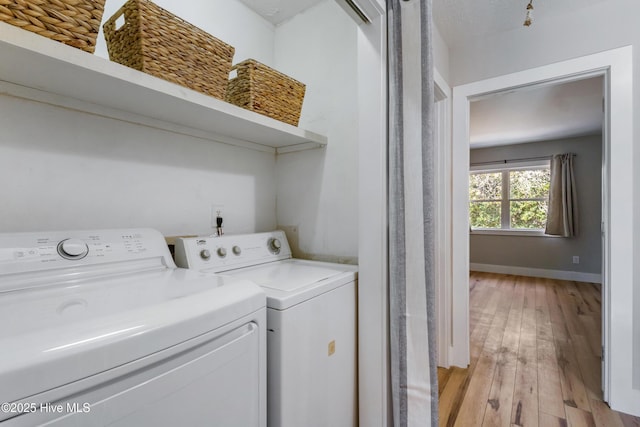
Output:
[
  {"xmin": 433, "ymin": 23, "xmax": 450, "ymax": 85},
  {"xmin": 273, "ymin": 0, "xmax": 359, "ymax": 263}
]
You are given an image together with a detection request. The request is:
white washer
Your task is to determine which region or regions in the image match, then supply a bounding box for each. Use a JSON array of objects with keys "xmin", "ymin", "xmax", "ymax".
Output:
[
  {"xmin": 0, "ymin": 228, "xmax": 266, "ymax": 427},
  {"xmin": 174, "ymin": 231, "xmax": 358, "ymax": 427}
]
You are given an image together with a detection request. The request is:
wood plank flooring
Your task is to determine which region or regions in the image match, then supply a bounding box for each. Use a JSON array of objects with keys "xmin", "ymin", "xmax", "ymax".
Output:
[{"xmin": 438, "ymin": 272, "xmax": 640, "ymax": 427}]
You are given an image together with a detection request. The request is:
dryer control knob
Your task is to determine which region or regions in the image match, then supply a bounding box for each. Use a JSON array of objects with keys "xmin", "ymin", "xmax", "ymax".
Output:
[
  {"xmin": 217, "ymin": 247, "xmax": 227, "ymax": 258},
  {"xmin": 200, "ymin": 249, "xmax": 211, "ymax": 260},
  {"xmin": 232, "ymin": 246, "xmax": 242, "ymax": 255},
  {"xmin": 57, "ymin": 239, "xmax": 89, "ymax": 260},
  {"xmin": 268, "ymin": 238, "xmax": 281, "ymax": 254}
]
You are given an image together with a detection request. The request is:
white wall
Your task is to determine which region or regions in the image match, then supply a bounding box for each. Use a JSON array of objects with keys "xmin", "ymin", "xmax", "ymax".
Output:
[
  {"xmin": 0, "ymin": 1, "xmax": 283, "ymax": 237},
  {"xmin": 0, "ymin": 95, "xmax": 277, "ymax": 236},
  {"xmin": 448, "ymin": 0, "xmax": 640, "ymax": 402},
  {"xmin": 433, "ymin": 23, "xmax": 450, "ymax": 84},
  {"xmin": 95, "ymin": 0, "xmax": 275, "ymax": 66},
  {"xmin": 273, "ymin": 0, "xmax": 359, "ymax": 262}
]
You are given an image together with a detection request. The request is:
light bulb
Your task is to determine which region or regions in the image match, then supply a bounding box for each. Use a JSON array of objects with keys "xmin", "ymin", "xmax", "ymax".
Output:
[{"xmin": 523, "ymin": 1, "xmax": 534, "ymax": 27}]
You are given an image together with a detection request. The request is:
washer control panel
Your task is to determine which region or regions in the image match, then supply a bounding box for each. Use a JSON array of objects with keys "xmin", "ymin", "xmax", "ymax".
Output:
[{"xmin": 174, "ymin": 230, "xmax": 292, "ymax": 272}]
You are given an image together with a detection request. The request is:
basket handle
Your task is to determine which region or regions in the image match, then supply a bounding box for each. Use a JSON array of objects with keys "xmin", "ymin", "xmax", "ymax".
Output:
[
  {"xmin": 229, "ymin": 65, "xmax": 238, "ymax": 80},
  {"xmin": 103, "ymin": 4, "xmax": 130, "ymax": 36}
]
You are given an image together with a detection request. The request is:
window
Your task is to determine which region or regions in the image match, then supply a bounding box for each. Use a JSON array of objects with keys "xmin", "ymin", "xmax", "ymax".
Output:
[{"xmin": 469, "ymin": 160, "xmax": 550, "ymax": 232}]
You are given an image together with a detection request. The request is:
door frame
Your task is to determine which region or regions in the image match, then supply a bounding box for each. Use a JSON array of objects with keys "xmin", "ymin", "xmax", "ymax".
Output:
[
  {"xmin": 450, "ymin": 46, "xmax": 638, "ymax": 415},
  {"xmin": 355, "ymin": 1, "xmax": 389, "ymax": 426},
  {"xmin": 434, "ymin": 69, "xmax": 452, "ymax": 368}
]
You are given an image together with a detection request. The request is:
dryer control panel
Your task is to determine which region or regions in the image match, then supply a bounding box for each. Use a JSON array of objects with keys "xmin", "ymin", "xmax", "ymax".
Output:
[
  {"xmin": 0, "ymin": 228, "xmax": 175, "ymax": 280},
  {"xmin": 174, "ymin": 231, "xmax": 292, "ymax": 272}
]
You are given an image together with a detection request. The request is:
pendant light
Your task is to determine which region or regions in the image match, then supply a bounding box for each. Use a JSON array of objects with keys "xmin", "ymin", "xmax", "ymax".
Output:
[{"xmin": 523, "ymin": 0, "xmax": 534, "ymax": 27}]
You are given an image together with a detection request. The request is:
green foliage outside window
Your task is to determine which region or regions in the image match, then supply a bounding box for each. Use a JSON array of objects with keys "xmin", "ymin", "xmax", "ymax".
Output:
[
  {"xmin": 469, "ymin": 172, "xmax": 502, "ymax": 201},
  {"xmin": 510, "ymin": 170, "xmax": 550, "ymax": 199},
  {"xmin": 510, "ymin": 201, "xmax": 548, "ymax": 229},
  {"xmin": 469, "ymin": 172, "xmax": 502, "ymax": 229},
  {"xmin": 509, "ymin": 169, "xmax": 550, "ymax": 229},
  {"xmin": 469, "ymin": 201, "xmax": 501, "ymax": 228},
  {"xmin": 470, "ymin": 167, "xmax": 550, "ymax": 230}
]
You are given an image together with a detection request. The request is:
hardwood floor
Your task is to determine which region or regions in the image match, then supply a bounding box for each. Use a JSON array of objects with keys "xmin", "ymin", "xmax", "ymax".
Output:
[{"xmin": 438, "ymin": 272, "xmax": 640, "ymax": 427}]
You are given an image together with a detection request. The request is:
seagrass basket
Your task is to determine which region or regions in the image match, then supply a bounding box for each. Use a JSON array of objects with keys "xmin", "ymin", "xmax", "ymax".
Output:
[
  {"xmin": 0, "ymin": 0, "xmax": 106, "ymax": 53},
  {"xmin": 226, "ymin": 59, "xmax": 306, "ymax": 126},
  {"xmin": 103, "ymin": 0, "xmax": 234, "ymax": 100}
]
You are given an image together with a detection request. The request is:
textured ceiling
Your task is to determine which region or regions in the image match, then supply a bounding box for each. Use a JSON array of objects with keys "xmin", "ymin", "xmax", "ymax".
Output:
[
  {"xmin": 239, "ymin": 0, "xmax": 612, "ymax": 45},
  {"xmin": 470, "ymin": 76, "xmax": 603, "ymax": 148},
  {"xmin": 433, "ymin": 0, "xmax": 612, "ymax": 47},
  {"xmin": 237, "ymin": 0, "xmax": 604, "ymax": 149},
  {"xmin": 237, "ymin": 0, "xmax": 324, "ymax": 25}
]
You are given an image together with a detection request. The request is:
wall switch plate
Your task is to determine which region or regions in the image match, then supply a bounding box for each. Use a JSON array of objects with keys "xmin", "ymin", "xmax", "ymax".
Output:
[{"xmin": 572, "ymin": 256, "xmax": 580, "ymax": 264}]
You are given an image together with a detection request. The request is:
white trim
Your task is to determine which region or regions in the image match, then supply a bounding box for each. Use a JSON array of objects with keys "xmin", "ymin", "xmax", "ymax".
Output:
[
  {"xmin": 334, "ymin": 0, "xmax": 384, "ymax": 24},
  {"xmin": 470, "ymin": 229, "xmax": 555, "ymax": 237},
  {"xmin": 602, "ymin": 47, "xmax": 637, "ymax": 414},
  {"xmin": 450, "ymin": 75, "xmax": 471, "ymax": 368},
  {"xmin": 470, "ymin": 159, "xmax": 549, "ymax": 172},
  {"xmin": 357, "ymin": 12, "xmax": 390, "ymax": 427},
  {"xmin": 451, "ymin": 46, "xmax": 638, "ymax": 415},
  {"xmin": 470, "ymin": 263, "xmax": 602, "ymax": 284},
  {"xmin": 434, "ymin": 68, "xmax": 452, "ymax": 368}
]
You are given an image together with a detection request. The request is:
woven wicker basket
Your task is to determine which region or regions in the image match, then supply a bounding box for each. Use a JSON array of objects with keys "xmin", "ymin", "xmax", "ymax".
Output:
[
  {"xmin": 0, "ymin": 0, "xmax": 106, "ymax": 53},
  {"xmin": 226, "ymin": 59, "xmax": 305, "ymax": 126},
  {"xmin": 103, "ymin": 0, "xmax": 234, "ymax": 100}
]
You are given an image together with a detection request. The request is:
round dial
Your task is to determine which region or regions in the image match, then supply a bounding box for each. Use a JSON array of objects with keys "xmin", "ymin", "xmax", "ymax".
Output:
[
  {"xmin": 200, "ymin": 249, "xmax": 211, "ymax": 260},
  {"xmin": 268, "ymin": 238, "xmax": 281, "ymax": 254},
  {"xmin": 57, "ymin": 239, "xmax": 89, "ymax": 260},
  {"xmin": 217, "ymin": 247, "xmax": 227, "ymax": 258},
  {"xmin": 232, "ymin": 246, "xmax": 242, "ymax": 256}
]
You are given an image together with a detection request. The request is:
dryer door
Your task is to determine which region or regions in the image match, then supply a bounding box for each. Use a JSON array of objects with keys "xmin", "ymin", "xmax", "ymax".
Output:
[{"xmin": 5, "ymin": 320, "xmax": 264, "ymax": 427}]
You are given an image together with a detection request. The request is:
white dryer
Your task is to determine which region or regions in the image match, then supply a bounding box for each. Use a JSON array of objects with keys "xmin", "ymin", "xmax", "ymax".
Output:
[
  {"xmin": 0, "ymin": 228, "xmax": 266, "ymax": 427},
  {"xmin": 174, "ymin": 231, "xmax": 358, "ymax": 427}
]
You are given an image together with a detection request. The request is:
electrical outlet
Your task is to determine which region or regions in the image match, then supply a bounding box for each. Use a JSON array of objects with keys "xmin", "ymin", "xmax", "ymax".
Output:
[
  {"xmin": 572, "ymin": 256, "xmax": 580, "ymax": 264},
  {"xmin": 211, "ymin": 204, "xmax": 224, "ymax": 228}
]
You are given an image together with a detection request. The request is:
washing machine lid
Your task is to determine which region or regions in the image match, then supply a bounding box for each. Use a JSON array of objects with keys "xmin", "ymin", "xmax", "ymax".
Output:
[
  {"xmin": 0, "ymin": 266, "xmax": 264, "ymax": 407},
  {"xmin": 220, "ymin": 259, "xmax": 357, "ymax": 310}
]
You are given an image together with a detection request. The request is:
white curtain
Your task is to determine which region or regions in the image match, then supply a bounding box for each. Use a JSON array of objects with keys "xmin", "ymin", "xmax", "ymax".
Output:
[
  {"xmin": 388, "ymin": 0, "xmax": 438, "ymax": 426},
  {"xmin": 545, "ymin": 153, "xmax": 578, "ymax": 237}
]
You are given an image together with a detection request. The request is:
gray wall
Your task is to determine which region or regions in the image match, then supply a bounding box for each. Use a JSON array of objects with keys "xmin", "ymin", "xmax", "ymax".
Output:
[{"xmin": 469, "ymin": 135, "xmax": 602, "ymax": 274}]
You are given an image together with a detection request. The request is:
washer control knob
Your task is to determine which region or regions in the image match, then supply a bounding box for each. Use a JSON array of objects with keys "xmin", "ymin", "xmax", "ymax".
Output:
[
  {"xmin": 57, "ymin": 239, "xmax": 89, "ymax": 260},
  {"xmin": 200, "ymin": 249, "xmax": 211, "ymax": 260},
  {"xmin": 268, "ymin": 238, "xmax": 281, "ymax": 254},
  {"xmin": 217, "ymin": 247, "xmax": 227, "ymax": 258},
  {"xmin": 232, "ymin": 246, "xmax": 242, "ymax": 256}
]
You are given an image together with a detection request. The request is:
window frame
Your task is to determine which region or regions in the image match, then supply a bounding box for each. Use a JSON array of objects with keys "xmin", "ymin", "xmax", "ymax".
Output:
[{"xmin": 469, "ymin": 159, "xmax": 551, "ymax": 236}]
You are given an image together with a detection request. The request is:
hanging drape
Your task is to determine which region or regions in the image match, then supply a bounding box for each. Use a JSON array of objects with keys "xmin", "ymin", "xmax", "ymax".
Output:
[
  {"xmin": 545, "ymin": 153, "xmax": 578, "ymax": 237},
  {"xmin": 388, "ymin": 0, "xmax": 438, "ymax": 426}
]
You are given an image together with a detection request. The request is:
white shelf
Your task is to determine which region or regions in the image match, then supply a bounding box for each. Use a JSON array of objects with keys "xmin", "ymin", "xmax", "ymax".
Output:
[{"xmin": 0, "ymin": 22, "xmax": 327, "ymax": 154}]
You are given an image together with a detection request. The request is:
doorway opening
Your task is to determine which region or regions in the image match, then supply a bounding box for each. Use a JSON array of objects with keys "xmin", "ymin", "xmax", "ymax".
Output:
[{"xmin": 449, "ymin": 47, "xmax": 638, "ymax": 416}]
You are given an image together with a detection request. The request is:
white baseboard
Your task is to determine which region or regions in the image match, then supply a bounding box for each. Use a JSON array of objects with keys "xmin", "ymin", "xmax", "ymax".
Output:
[{"xmin": 470, "ymin": 263, "xmax": 602, "ymax": 284}]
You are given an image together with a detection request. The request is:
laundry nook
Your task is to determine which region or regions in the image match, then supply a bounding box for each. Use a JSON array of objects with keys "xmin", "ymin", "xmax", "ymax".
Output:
[{"xmin": 1, "ymin": 0, "xmax": 640, "ymax": 426}]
